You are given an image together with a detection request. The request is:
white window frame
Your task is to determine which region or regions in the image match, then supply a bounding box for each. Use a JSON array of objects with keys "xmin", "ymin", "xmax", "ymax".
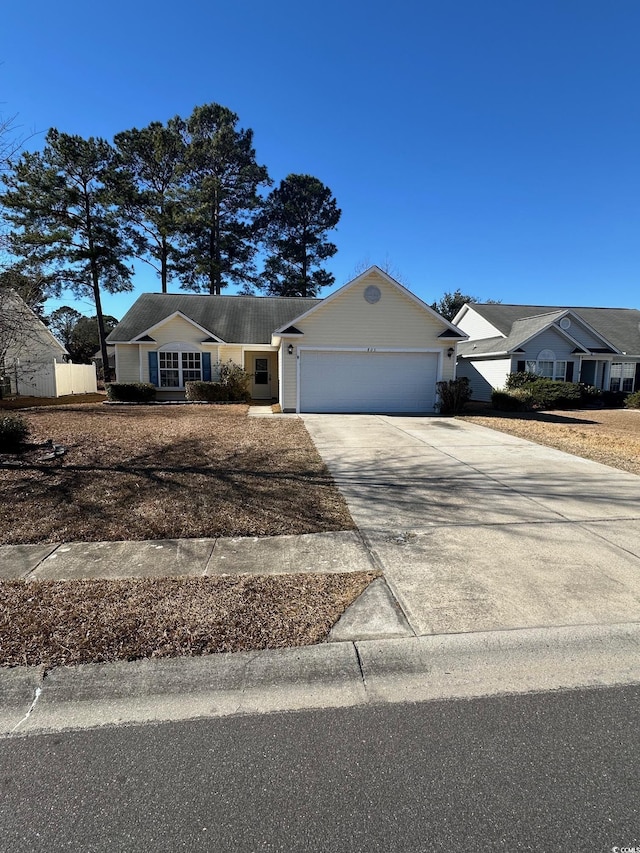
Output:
[
  {"xmin": 157, "ymin": 345, "xmax": 202, "ymax": 388},
  {"xmin": 526, "ymin": 350, "xmax": 567, "ymax": 381},
  {"xmin": 609, "ymin": 362, "xmax": 635, "ymax": 393}
]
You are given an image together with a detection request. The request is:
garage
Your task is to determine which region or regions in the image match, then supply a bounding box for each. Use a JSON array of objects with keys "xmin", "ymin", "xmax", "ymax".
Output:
[{"xmin": 299, "ymin": 350, "xmax": 440, "ymax": 413}]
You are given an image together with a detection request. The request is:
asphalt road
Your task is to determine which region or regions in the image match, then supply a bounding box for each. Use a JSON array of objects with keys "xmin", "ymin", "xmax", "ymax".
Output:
[{"xmin": 2, "ymin": 685, "xmax": 639, "ymax": 853}]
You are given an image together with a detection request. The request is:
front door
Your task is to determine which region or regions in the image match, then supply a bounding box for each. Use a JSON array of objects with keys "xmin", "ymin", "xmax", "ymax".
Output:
[{"xmin": 251, "ymin": 356, "xmax": 271, "ymax": 399}]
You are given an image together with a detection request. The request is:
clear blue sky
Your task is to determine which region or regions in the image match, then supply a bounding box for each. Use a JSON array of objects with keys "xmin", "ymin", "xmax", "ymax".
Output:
[{"xmin": 3, "ymin": 0, "xmax": 639, "ymax": 320}]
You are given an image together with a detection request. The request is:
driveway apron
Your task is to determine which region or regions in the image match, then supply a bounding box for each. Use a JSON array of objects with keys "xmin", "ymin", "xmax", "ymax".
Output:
[{"xmin": 302, "ymin": 415, "xmax": 640, "ymax": 636}]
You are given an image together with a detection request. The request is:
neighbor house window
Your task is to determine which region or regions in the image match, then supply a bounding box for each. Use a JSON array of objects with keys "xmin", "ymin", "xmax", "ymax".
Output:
[
  {"xmin": 525, "ymin": 357, "xmax": 567, "ymax": 381},
  {"xmin": 159, "ymin": 351, "xmax": 201, "ymax": 387},
  {"xmin": 609, "ymin": 362, "xmax": 635, "ymax": 393}
]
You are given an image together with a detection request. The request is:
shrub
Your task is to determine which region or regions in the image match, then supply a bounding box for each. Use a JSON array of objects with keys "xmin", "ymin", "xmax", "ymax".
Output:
[
  {"xmin": 185, "ymin": 381, "xmax": 230, "ymax": 402},
  {"xmin": 217, "ymin": 360, "xmax": 252, "ymax": 402},
  {"xmin": 505, "ymin": 371, "xmax": 539, "ymax": 390},
  {"xmin": 437, "ymin": 377, "xmax": 471, "ymax": 415},
  {"xmin": 523, "ymin": 379, "xmax": 582, "ymax": 410},
  {"xmin": 624, "ymin": 390, "xmax": 640, "ymax": 409},
  {"xmin": 491, "ymin": 390, "xmax": 529, "ymax": 412},
  {"xmin": 601, "ymin": 390, "xmax": 628, "ymax": 408},
  {"xmin": 579, "ymin": 384, "xmax": 601, "ymax": 404},
  {"xmin": 106, "ymin": 382, "xmax": 156, "ymax": 403},
  {"xmin": 0, "ymin": 414, "xmax": 30, "ymax": 451}
]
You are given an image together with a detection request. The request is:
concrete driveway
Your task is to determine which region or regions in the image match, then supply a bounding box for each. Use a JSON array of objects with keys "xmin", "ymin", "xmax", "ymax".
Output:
[{"xmin": 302, "ymin": 414, "xmax": 640, "ymax": 636}]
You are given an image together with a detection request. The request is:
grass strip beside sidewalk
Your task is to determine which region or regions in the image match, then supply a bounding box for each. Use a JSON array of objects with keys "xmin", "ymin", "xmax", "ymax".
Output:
[{"xmin": 0, "ymin": 572, "xmax": 379, "ymax": 668}]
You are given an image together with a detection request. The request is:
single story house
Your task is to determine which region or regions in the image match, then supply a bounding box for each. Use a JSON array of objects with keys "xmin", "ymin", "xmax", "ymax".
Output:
[
  {"xmin": 107, "ymin": 266, "xmax": 466, "ymax": 413},
  {"xmin": 454, "ymin": 302, "xmax": 640, "ymax": 401},
  {"xmin": 1, "ymin": 290, "xmax": 96, "ymax": 397}
]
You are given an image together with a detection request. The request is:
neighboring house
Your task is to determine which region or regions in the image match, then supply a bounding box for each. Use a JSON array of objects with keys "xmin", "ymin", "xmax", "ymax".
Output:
[
  {"xmin": 91, "ymin": 346, "xmax": 116, "ymax": 375},
  {"xmin": 107, "ymin": 266, "xmax": 467, "ymax": 413},
  {"xmin": 0, "ymin": 290, "xmax": 98, "ymax": 398},
  {"xmin": 454, "ymin": 302, "xmax": 640, "ymax": 401}
]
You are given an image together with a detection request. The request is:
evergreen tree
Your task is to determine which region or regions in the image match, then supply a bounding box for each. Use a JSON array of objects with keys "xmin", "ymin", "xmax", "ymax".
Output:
[
  {"xmin": 113, "ymin": 119, "xmax": 186, "ymax": 293},
  {"xmin": 1, "ymin": 129, "xmax": 133, "ymax": 376},
  {"xmin": 258, "ymin": 174, "xmax": 340, "ymax": 297},
  {"xmin": 174, "ymin": 104, "xmax": 270, "ymax": 294},
  {"xmin": 431, "ymin": 290, "xmax": 501, "ymax": 322},
  {"xmin": 48, "ymin": 305, "xmax": 83, "ymax": 349}
]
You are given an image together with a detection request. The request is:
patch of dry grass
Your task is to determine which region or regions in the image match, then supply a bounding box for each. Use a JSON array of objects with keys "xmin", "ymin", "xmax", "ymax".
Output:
[
  {"xmin": 461, "ymin": 408, "xmax": 640, "ymax": 475},
  {"xmin": 0, "ymin": 393, "xmax": 106, "ymax": 409},
  {"xmin": 0, "ymin": 405, "xmax": 354, "ymax": 544},
  {"xmin": 0, "ymin": 572, "xmax": 379, "ymax": 668}
]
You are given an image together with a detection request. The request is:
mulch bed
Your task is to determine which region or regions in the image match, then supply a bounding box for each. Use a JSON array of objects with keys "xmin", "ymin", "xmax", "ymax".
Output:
[
  {"xmin": 0, "ymin": 404, "xmax": 354, "ymax": 544},
  {"xmin": 461, "ymin": 408, "xmax": 640, "ymax": 475},
  {"xmin": 0, "ymin": 572, "xmax": 379, "ymax": 668}
]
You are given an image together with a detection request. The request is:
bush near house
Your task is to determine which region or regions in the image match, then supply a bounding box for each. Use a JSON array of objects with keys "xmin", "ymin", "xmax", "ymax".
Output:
[
  {"xmin": 491, "ymin": 389, "xmax": 532, "ymax": 412},
  {"xmin": 106, "ymin": 383, "xmax": 157, "ymax": 403},
  {"xmin": 624, "ymin": 390, "xmax": 640, "ymax": 409},
  {"xmin": 437, "ymin": 377, "xmax": 471, "ymax": 415},
  {"xmin": 186, "ymin": 362, "xmax": 251, "ymax": 403},
  {"xmin": 493, "ymin": 378, "xmax": 589, "ymax": 412},
  {"xmin": 0, "ymin": 414, "xmax": 30, "ymax": 450},
  {"xmin": 504, "ymin": 371, "xmax": 540, "ymax": 389}
]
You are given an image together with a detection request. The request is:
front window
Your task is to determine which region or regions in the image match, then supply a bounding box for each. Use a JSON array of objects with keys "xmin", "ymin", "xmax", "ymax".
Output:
[
  {"xmin": 610, "ymin": 362, "xmax": 635, "ymax": 393},
  {"xmin": 525, "ymin": 358, "xmax": 567, "ymax": 381},
  {"xmin": 158, "ymin": 351, "xmax": 201, "ymax": 387}
]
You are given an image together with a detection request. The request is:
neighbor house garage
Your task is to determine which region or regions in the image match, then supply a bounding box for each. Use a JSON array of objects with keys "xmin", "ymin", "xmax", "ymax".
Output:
[{"xmin": 107, "ymin": 266, "xmax": 466, "ymax": 413}]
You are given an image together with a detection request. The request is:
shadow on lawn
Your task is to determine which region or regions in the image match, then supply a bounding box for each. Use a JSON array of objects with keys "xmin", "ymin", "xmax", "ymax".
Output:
[
  {"xmin": 0, "ymin": 434, "xmax": 354, "ymax": 543},
  {"xmin": 464, "ymin": 410, "xmax": 600, "ymax": 426}
]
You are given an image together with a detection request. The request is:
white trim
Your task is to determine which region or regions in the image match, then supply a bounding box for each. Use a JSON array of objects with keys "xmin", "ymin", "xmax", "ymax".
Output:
[
  {"xmin": 295, "ymin": 346, "xmax": 445, "ymax": 414},
  {"xmin": 130, "ymin": 311, "xmax": 226, "ymax": 344},
  {"xmin": 240, "ymin": 344, "xmax": 279, "ymax": 353},
  {"xmin": 272, "ymin": 266, "xmax": 468, "ymax": 339},
  {"xmin": 157, "ymin": 340, "xmax": 201, "ymax": 353},
  {"xmin": 555, "ymin": 310, "xmax": 621, "ymax": 354},
  {"xmin": 515, "ymin": 323, "xmax": 590, "ymax": 354}
]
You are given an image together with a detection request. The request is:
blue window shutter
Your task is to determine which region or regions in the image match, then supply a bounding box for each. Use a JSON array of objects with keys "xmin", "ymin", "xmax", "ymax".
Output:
[
  {"xmin": 202, "ymin": 352, "xmax": 211, "ymax": 381},
  {"xmin": 148, "ymin": 351, "xmax": 159, "ymax": 386}
]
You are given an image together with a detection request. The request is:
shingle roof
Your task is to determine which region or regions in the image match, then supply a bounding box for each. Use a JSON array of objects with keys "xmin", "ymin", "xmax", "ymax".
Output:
[
  {"xmin": 107, "ymin": 293, "xmax": 321, "ymax": 344},
  {"xmin": 458, "ymin": 304, "xmax": 640, "ymax": 356}
]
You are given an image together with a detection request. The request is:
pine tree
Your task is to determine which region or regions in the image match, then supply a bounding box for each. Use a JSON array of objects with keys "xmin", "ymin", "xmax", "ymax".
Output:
[
  {"xmin": 258, "ymin": 174, "xmax": 340, "ymax": 297},
  {"xmin": 113, "ymin": 119, "xmax": 186, "ymax": 293},
  {"xmin": 1, "ymin": 129, "xmax": 133, "ymax": 376},
  {"xmin": 173, "ymin": 104, "xmax": 270, "ymax": 294}
]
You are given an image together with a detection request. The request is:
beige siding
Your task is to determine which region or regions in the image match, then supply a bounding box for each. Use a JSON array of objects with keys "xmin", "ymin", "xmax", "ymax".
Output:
[
  {"xmin": 218, "ymin": 345, "xmax": 243, "ymax": 367},
  {"xmin": 150, "ymin": 315, "xmax": 211, "ymax": 346},
  {"xmin": 296, "ymin": 271, "xmax": 445, "ymax": 346},
  {"xmin": 115, "ymin": 345, "xmax": 141, "ymax": 382},
  {"xmin": 280, "ymin": 270, "xmax": 458, "ymax": 411}
]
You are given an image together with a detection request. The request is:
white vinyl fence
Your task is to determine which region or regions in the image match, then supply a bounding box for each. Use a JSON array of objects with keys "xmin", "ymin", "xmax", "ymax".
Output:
[{"xmin": 13, "ymin": 360, "xmax": 97, "ymax": 398}]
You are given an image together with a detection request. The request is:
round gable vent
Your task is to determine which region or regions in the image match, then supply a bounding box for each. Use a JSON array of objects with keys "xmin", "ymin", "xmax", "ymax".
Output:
[
  {"xmin": 559, "ymin": 317, "xmax": 571, "ymax": 330},
  {"xmin": 364, "ymin": 285, "xmax": 381, "ymax": 304}
]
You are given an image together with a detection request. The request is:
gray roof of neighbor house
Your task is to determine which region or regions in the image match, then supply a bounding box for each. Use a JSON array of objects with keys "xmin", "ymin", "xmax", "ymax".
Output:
[
  {"xmin": 457, "ymin": 304, "xmax": 640, "ymax": 357},
  {"xmin": 107, "ymin": 293, "xmax": 321, "ymax": 344}
]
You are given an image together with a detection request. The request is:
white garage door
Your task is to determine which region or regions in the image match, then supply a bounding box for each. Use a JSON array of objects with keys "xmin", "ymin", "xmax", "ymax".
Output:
[{"xmin": 299, "ymin": 350, "xmax": 439, "ymax": 413}]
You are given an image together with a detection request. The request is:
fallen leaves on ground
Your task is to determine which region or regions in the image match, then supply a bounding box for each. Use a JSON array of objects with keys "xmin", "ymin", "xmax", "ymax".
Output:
[
  {"xmin": 461, "ymin": 408, "xmax": 640, "ymax": 474},
  {"xmin": 0, "ymin": 572, "xmax": 379, "ymax": 668},
  {"xmin": 0, "ymin": 404, "xmax": 354, "ymax": 544}
]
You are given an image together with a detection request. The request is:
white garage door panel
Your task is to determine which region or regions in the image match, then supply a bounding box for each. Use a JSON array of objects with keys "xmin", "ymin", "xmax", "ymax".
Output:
[{"xmin": 300, "ymin": 351, "xmax": 439, "ymax": 413}]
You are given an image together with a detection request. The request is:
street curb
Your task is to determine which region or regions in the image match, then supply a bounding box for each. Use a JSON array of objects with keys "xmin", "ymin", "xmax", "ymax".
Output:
[{"xmin": 3, "ymin": 621, "xmax": 640, "ymax": 737}]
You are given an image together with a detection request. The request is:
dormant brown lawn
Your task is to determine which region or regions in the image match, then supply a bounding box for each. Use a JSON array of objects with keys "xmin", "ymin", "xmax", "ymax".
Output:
[
  {"xmin": 0, "ymin": 404, "xmax": 354, "ymax": 544},
  {"xmin": 0, "ymin": 572, "xmax": 378, "ymax": 668},
  {"xmin": 461, "ymin": 408, "xmax": 640, "ymax": 475}
]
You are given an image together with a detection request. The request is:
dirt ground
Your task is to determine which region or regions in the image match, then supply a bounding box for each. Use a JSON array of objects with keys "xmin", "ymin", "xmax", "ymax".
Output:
[
  {"xmin": 0, "ymin": 404, "xmax": 354, "ymax": 544},
  {"xmin": 461, "ymin": 408, "xmax": 640, "ymax": 475}
]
